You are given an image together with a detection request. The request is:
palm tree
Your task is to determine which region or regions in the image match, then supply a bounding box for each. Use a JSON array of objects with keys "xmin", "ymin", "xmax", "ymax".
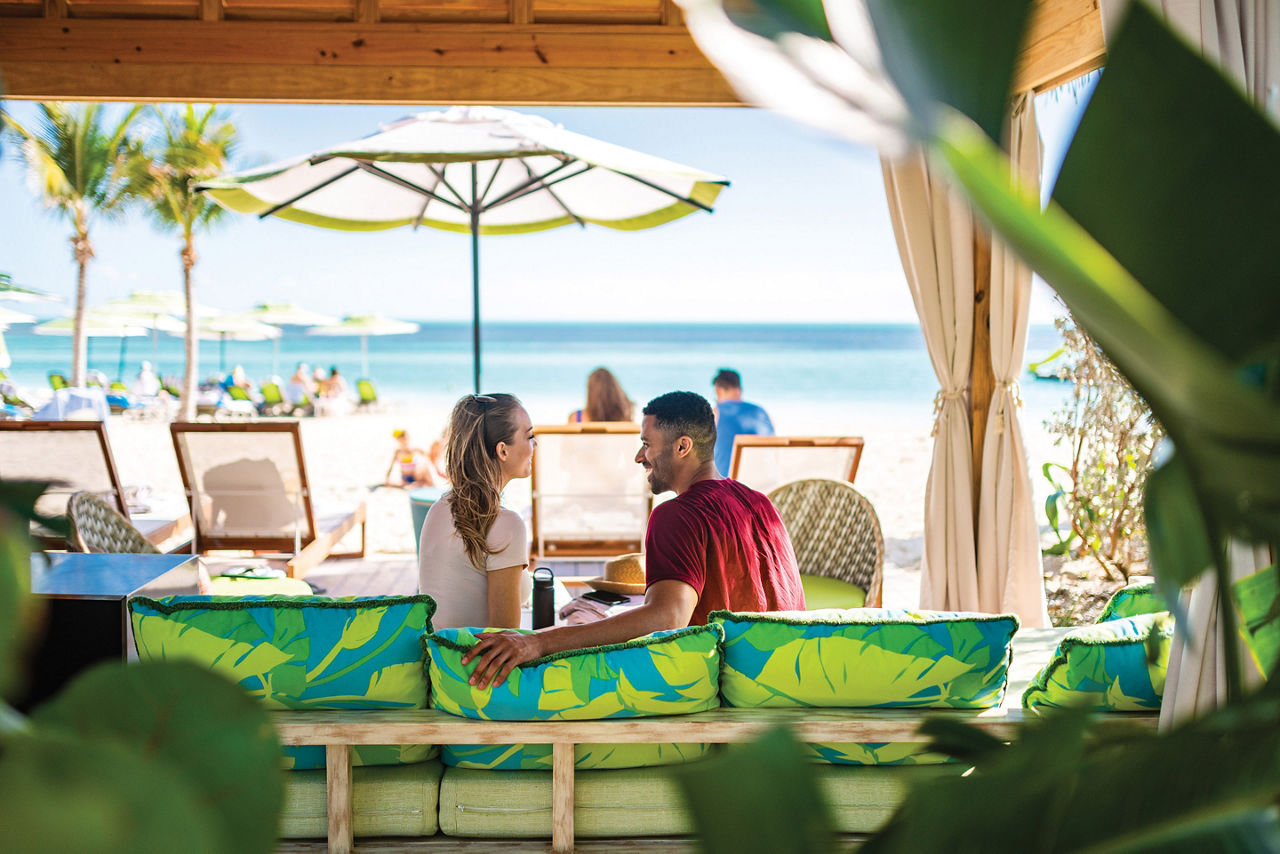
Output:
[
  {"xmin": 3, "ymin": 103, "xmax": 142, "ymax": 386},
  {"xmin": 126, "ymin": 105, "xmax": 237, "ymax": 420}
]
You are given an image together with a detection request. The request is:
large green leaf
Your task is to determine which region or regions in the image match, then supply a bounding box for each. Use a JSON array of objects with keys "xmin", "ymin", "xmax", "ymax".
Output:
[
  {"xmin": 1144, "ymin": 447, "xmax": 1214, "ymax": 616},
  {"xmin": 867, "ymin": 0, "xmax": 1034, "ymax": 144},
  {"xmin": 1052, "ymin": 2, "xmax": 1280, "ymax": 366},
  {"xmin": 724, "ymin": 0, "xmax": 832, "ymax": 42},
  {"xmin": 31, "ymin": 660, "xmax": 283, "ymax": 854},
  {"xmin": 670, "ymin": 725, "xmax": 836, "ymax": 854}
]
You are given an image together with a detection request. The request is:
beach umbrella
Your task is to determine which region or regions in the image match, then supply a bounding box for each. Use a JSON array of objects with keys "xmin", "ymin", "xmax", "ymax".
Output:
[
  {"xmin": 98, "ymin": 289, "xmax": 213, "ymax": 371},
  {"xmin": 196, "ymin": 106, "xmax": 729, "ymax": 392},
  {"xmin": 35, "ymin": 312, "xmax": 149, "ymax": 382},
  {"xmin": 306, "ymin": 314, "xmax": 419, "ymax": 379},
  {"xmin": 244, "ymin": 303, "xmax": 339, "ymax": 376},
  {"xmin": 0, "ymin": 307, "xmax": 37, "ymax": 371},
  {"xmin": 196, "ymin": 313, "xmax": 281, "ymax": 373},
  {"xmin": 0, "ymin": 273, "xmax": 59, "ymax": 304}
]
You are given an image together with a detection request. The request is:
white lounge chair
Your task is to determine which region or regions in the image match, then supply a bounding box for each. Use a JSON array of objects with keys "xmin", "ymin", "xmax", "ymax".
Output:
[{"xmin": 728, "ymin": 435, "xmax": 866, "ymax": 496}]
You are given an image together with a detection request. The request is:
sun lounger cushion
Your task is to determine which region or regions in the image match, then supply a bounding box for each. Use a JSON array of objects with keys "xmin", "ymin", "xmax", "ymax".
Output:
[
  {"xmin": 425, "ymin": 625, "xmax": 722, "ymax": 770},
  {"xmin": 129, "ymin": 594, "xmax": 438, "ymax": 769},
  {"xmin": 1022, "ymin": 612, "xmax": 1173, "ymax": 712},
  {"xmin": 1095, "ymin": 579, "xmax": 1171, "ymax": 623}
]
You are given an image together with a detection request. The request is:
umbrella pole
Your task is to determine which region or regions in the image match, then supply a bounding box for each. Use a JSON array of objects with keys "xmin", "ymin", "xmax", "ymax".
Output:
[
  {"xmin": 220, "ymin": 333, "xmax": 227, "ymax": 374},
  {"xmin": 471, "ymin": 163, "xmax": 481, "ymax": 394},
  {"xmin": 118, "ymin": 336, "xmax": 127, "ymax": 383},
  {"xmin": 361, "ymin": 334, "xmax": 369, "ymax": 379}
]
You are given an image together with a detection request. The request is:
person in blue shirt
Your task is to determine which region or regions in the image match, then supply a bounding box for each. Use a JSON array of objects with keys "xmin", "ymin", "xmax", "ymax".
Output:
[{"xmin": 711, "ymin": 368, "xmax": 774, "ymax": 476}]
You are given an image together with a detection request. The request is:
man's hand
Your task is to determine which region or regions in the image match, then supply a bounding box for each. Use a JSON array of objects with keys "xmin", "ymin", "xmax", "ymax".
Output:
[{"xmin": 460, "ymin": 630, "xmax": 543, "ymax": 689}]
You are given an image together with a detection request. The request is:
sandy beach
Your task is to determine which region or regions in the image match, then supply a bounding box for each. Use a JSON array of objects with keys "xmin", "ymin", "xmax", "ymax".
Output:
[{"xmin": 102, "ymin": 393, "xmax": 1068, "ymax": 610}]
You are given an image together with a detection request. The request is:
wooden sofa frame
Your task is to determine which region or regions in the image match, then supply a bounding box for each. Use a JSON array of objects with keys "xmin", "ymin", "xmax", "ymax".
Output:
[{"xmin": 273, "ymin": 705, "xmax": 1159, "ymax": 854}]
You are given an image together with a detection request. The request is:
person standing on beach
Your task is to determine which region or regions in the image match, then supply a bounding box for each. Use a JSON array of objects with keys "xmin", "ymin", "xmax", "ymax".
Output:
[
  {"xmin": 568, "ymin": 367, "xmax": 634, "ymax": 423},
  {"xmin": 461, "ymin": 390, "xmax": 805, "ymax": 689},
  {"xmin": 418, "ymin": 393, "xmax": 535, "ymax": 630},
  {"xmin": 711, "ymin": 368, "xmax": 774, "ymax": 477}
]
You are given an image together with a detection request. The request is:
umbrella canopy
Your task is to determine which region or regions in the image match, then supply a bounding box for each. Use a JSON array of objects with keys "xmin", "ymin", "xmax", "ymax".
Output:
[
  {"xmin": 244, "ymin": 303, "xmax": 339, "ymax": 376},
  {"xmin": 307, "ymin": 313, "xmax": 419, "ymax": 378},
  {"xmin": 98, "ymin": 289, "xmax": 212, "ymax": 370},
  {"xmin": 0, "ymin": 273, "xmax": 59, "ymax": 304},
  {"xmin": 36, "ymin": 312, "xmax": 150, "ymax": 381},
  {"xmin": 0, "ymin": 306, "xmax": 36, "ymax": 327},
  {"xmin": 196, "ymin": 313, "xmax": 282, "ymax": 373},
  {"xmin": 197, "ymin": 106, "xmax": 730, "ymax": 391}
]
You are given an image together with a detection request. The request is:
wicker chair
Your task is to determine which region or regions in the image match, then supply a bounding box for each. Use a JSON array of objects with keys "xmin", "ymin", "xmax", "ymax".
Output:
[
  {"xmin": 67, "ymin": 491, "xmax": 160, "ymax": 554},
  {"xmin": 768, "ymin": 478, "xmax": 884, "ymax": 608}
]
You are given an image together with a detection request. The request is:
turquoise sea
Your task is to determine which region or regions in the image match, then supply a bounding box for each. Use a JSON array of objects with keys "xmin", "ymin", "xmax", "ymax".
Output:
[{"xmin": 1, "ymin": 321, "xmax": 1071, "ymax": 426}]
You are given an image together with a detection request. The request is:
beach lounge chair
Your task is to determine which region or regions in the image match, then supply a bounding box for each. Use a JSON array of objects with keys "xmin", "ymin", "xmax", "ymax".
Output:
[
  {"xmin": 530, "ymin": 422, "xmax": 650, "ymax": 558},
  {"xmin": 355, "ymin": 379, "xmax": 378, "ymax": 411},
  {"xmin": 0, "ymin": 421, "xmax": 192, "ymax": 550},
  {"xmin": 768, "ymin": 478, "xmax": 884, "ymax": 608},
  {"xmin": 728, "ymin": 435, "xmax": 866, "ymax": 496},
  {"xmin": 48, "ymin": 371, "xmax": 68, "ymax": 391},
  {"xmin": 169, "ymin": 421, "xmax": 367, "ymax": 578}
]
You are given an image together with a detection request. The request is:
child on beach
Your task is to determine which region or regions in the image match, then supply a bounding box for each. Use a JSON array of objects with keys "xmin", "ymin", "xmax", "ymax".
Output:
[{"xmin": 385, "ymin": 429, "xmax": 445, "ymax": 487}]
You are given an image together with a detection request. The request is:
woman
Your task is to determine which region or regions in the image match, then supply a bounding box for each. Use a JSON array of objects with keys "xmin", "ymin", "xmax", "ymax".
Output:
[
  {"xmin": 567, "ymin": 367, "xmax": 634, "ymax": 423},
  {"xmin": 418, "ymin": 393, "xmax": 535, "ymax": 629}
]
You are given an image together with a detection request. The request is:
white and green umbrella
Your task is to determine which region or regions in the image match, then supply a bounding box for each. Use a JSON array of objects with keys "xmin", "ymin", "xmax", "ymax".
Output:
[
  {"xmin": 0, "ymin": 307, "xmax": 36, "ymax": 372},
  {"xmin": 98, "ymin": 289, "xmax": 217, "ymax": 372},
  {"xmin": 196, "ymin": 313, "xmax": 281, "ymax": 373},
  {"xmin": 197, "ymin": 106, "xmax": 730, "ymax": 391},
  {"xmin": 244, "ymin": 303, "xmax": 339, "ymax": 376},
  {"xmin": 307, "ymin": 314, "xmax": 419, "ymax": 378},
  {"xmin": 36, "ymin": 312, "xmax": 150, "ymax": 382},
  {"xmin": 0, "ymin": 273, "xmax": 59, "ymax": 304}
]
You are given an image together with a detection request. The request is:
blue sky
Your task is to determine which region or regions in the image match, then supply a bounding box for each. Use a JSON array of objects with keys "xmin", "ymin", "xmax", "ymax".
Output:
[{"xmin": 0, "ymin": 88, "xmax": 1090, "ymax": 325}]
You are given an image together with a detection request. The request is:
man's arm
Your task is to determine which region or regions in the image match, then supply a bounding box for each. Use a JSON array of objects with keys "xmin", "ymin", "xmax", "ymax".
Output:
[{"xmin": 460, "ymin": 580, "xmax": 699, "ymax": 690}]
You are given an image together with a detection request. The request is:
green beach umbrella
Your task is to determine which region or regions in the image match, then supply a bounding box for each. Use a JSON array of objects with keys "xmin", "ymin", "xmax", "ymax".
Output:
[
  {"xmin": 98, "ymin": 289, "xmax": 214, "ymax": 372},
  {"xmin": 195, "ymin": 313, "xmax": 281, "ymax": 373},
  {"xmin": 306, "ymin": 314, "xmax": 419, "ymax": 379},
  {"xmin": 36, "ymin": 312, "xmax": 149, "ymax": 382},
  {"xmin": 0, "ymin": 272, "xmax": 59, "ymax": 304},
  {"xmin": 244, "ymin": 302, "xmax": 339, "ymax": 377},
  {"xmin": 196, "ymin": 106, "xmax": 730, "ymax": 392}
]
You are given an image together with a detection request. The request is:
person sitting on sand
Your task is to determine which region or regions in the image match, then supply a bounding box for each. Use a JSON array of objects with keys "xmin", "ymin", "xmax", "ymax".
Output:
[
  {"xmin": 418, "ymin": 394, "xmax": 535, "ymax": 630},
  {"xmin": 461, "ymin": 390, "xmax": 805, "ymax": 689},
  {"xmin": 711, "ymin": 368, "xmax": 774, "ymax": 477},
  {"xmin": 385, "ymin": 429, "xmax": 440, "ymax": 487},
  {"xmin": 568, "ymin": 367, "xmax": 634, "ymax": 423}
]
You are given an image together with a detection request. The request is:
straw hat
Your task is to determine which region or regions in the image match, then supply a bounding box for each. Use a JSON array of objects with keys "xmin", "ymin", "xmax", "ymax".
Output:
[{"xmin": 585, "ymin": 553, "xmax": 647, "ymax": 595}]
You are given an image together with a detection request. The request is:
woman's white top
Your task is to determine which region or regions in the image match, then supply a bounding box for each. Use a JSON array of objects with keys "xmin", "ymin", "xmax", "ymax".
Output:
[{"xmin": 418, "ymin": 494, "xmax": 530, "ymax": 630}]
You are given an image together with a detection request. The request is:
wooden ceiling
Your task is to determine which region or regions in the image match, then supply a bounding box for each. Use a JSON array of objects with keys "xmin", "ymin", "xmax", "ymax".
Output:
[{"xmin": 0, "ymin": 0, "xmax": 1104, "ymax": 104}]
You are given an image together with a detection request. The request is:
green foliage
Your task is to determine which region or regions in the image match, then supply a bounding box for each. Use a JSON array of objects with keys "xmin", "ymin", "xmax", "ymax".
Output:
[
  {"xmin": 1042, "ymin": 314, "xmax": 1165, "ymax": 579},
  {"xmin": 0, "ymin": 480, "xmax": 283, "ymax": 851}
]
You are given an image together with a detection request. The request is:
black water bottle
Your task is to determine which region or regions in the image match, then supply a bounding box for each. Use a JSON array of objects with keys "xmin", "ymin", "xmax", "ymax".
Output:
[{"xmin": 531, "ymin": 566, "xmax": 555, "ymax": 629}]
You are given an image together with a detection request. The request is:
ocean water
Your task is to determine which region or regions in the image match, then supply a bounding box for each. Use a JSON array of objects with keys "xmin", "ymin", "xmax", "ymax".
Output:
[{"xmin": 1, "ymin": 321, "xmax": 1071, "ymax": 427}]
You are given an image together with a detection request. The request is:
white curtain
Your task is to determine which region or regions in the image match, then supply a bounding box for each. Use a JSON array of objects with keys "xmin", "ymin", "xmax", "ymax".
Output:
[
  {"xmin": 881, "ymin": 151, "xmax": 979, "ymax": 612},
  {"xmin": 976, "ymin": 93, "xmax": 1051, "ymax": 628},
  {"xmin": 1101, "ymin": 0, "xmax": 1279, "ymax": 725}
]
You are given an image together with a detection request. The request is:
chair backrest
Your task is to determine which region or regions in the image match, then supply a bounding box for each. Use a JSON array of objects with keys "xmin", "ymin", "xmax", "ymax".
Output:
[
  {"xmin": 530, "ymin": 422, "xmax": 650, "ymax": 557},
  {"xmin": 729, "ymin": 436, "xmax": 865, "ymax": 496},
  {"xmin": 48, "ymin": 371, "xmax": 68, "ymax": 391},
  {"xmin": 110, "ymin": 381, "xmax": 128, "ymax": 392},
  {"xmin": 169, "ymin": 421, "xmax": 317, "ymax": 552},
  {"xmin": 68, "ymin": 490, "xmax": 160, "ymax": 554},
  {"xmin": 356, "ymin": 379, "xmax": 376, "ymax": 404},
  {"xmin": 768, "ymin": 478, "xmax": 883, "ymax": 606},
  {"xmin": 260, "ymin": 382, "xmax": 284, "ymax": 406},
  {"xmin": 0, "ymin": 422, "xmax": 131, "ymax": 539},
  {"xmin": 227, "ymin": 385, "xmax": 252, "ymax": 403}
]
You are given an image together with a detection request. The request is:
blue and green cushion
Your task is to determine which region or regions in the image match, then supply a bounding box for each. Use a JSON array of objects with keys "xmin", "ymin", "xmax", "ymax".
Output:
[
  {"xmin": 1022, "ymin": 611, "xmax": 1173, "ymax": 712},
  {"xmin": 712, "ymin": 608, "xmax": 1019, "ymax": 766},
  {"xmin": 425, "ymin": 625, "xmax": 722, "ymax": 770},
  {"xmin": 1096, "ymin": 579, "xmax": 1171, "ymax": 623},
  {"xmin": 129, "ymin": 594, "xmax": 437, "ymax": 769}
]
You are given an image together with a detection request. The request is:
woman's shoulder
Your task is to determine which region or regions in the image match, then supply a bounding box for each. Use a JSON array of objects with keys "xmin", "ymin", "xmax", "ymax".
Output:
[{"xmin": 492, "ymin": 506, "xmax": 527, "ymax": 533}]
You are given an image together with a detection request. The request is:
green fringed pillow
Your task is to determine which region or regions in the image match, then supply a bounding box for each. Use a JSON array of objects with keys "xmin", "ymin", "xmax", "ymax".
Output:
[
  {"xmin": 712, "ymin": 609, "xmax": 1019, "ymax": 710},
  {"xmin": 1096, "ymin": 579, "xmax": 1171, "ymax": 623},
  {"xmin": 130, "ymin": 594, "xmax": 437, "ymax": 770},
  {"xmin": 425, "ymin": 625, "xmax": 722, "ymax": 771},
  {"xmin": 1023, "ymin": 612, "xmax": 1173, "ymax": 712}
]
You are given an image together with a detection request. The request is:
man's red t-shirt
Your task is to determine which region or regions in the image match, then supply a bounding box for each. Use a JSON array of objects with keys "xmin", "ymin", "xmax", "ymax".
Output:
[{"xmin": 644, "ymin": 477, "xmax": 806, "ymax": 625}]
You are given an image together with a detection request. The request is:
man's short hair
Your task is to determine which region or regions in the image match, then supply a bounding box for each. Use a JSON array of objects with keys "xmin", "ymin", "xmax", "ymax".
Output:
[
  {"xmin": 712, "ymin": 368, "xmax": 742, "ymax": 391},
  {"xmin": 643, "ymin": 391, "xmax": 716, "ymax": 463}
]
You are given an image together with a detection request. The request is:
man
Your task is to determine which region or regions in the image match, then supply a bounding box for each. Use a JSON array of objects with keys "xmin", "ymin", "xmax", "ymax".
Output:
[
  {"xmin": 711, "ymin": 368, "xmax": 774, "ymax": 477},
  {"xmin": 462, "ymin": 390, "xmax": 805, "ymax": 689}
]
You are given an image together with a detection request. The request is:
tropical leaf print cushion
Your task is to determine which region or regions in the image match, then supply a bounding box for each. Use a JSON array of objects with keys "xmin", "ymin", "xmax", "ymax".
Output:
[
  {"xmin": 129, "ymin": 594, "xmax": 437, "ymax": 769},
  {"xmin": 1096, "ymin": 579, "xmax": 1172, "ymax": 623},
  {"xmin": 425, "ymin": 625, "xmax": 721, "ymax": 770},
  {"xmin": 1023, "ymin": 612, "xmax": 1173, "ymax": 712},
  {"xmin": 711, "ymin": 609, "xmax": 1019, "ymax": 709}
]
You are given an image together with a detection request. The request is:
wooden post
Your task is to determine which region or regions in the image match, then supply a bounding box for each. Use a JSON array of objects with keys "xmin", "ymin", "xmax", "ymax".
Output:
[
  {"xmin": 551, "ymin": 742, "xmax": 575, "ymax": 853},
  {"xmin": 970, "ymin": 226, "xmax": 994, "ymax": 528},
  {"xmin": 326, "ymin": 744, "xmax": 354, "ymax": 854}
]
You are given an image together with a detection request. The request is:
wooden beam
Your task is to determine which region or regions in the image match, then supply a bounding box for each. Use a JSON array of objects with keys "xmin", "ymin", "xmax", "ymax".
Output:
[
  {"xmin": 510, "ymin": 0, "xmax": 531, "ymax": 25},
  {"xmin": 1014, "ymin": 0, "xmax": 1106, "ymax": 92},
  {"xmin": 41, "ymin": 0, "xmax": 67, "ymax": 17},
  {"xmin": 201, "ymin": 0, "xmax": 223, "ymax": 22},
  {"xmin": 355, "ymin": 0, "xmax": 378, "ymax": 24},
  {"xmin": 969, "ymin": 226, "xmax": 994, "ymax": 525}
]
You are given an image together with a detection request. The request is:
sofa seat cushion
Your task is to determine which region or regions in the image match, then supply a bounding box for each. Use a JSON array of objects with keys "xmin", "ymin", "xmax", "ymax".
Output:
[
  {"xmin": 280, "ymin": 759, "xmax": 443, "ymax": 838},
  {"xmin": 1023, "ymin": 612, "xmax": 1173, "ymax": 711},
  {"xmin": 437, "ymin": 760, "xmax": 962, "ymax": 838},
  {"xmin": 130, "ymin": 594, "xmax": 438, "ymax": 769},
  {"xmin": 799, "ymin": 573, "xmax": 867, "ymax": 610},
  {"xmin": 1096, "ymin": 579, "xmax": 1170, "ymax": 623},
  {"xmin": 442, "ymin": 742, "xmax": 710, "ymax": 770},
  {"xmin": 712, "ymin": 608, "xmax": 1019, "ymax": 709},
  {"xmin": 805, "ymin": 742, "xmax": 950, "ymax": 766}
]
